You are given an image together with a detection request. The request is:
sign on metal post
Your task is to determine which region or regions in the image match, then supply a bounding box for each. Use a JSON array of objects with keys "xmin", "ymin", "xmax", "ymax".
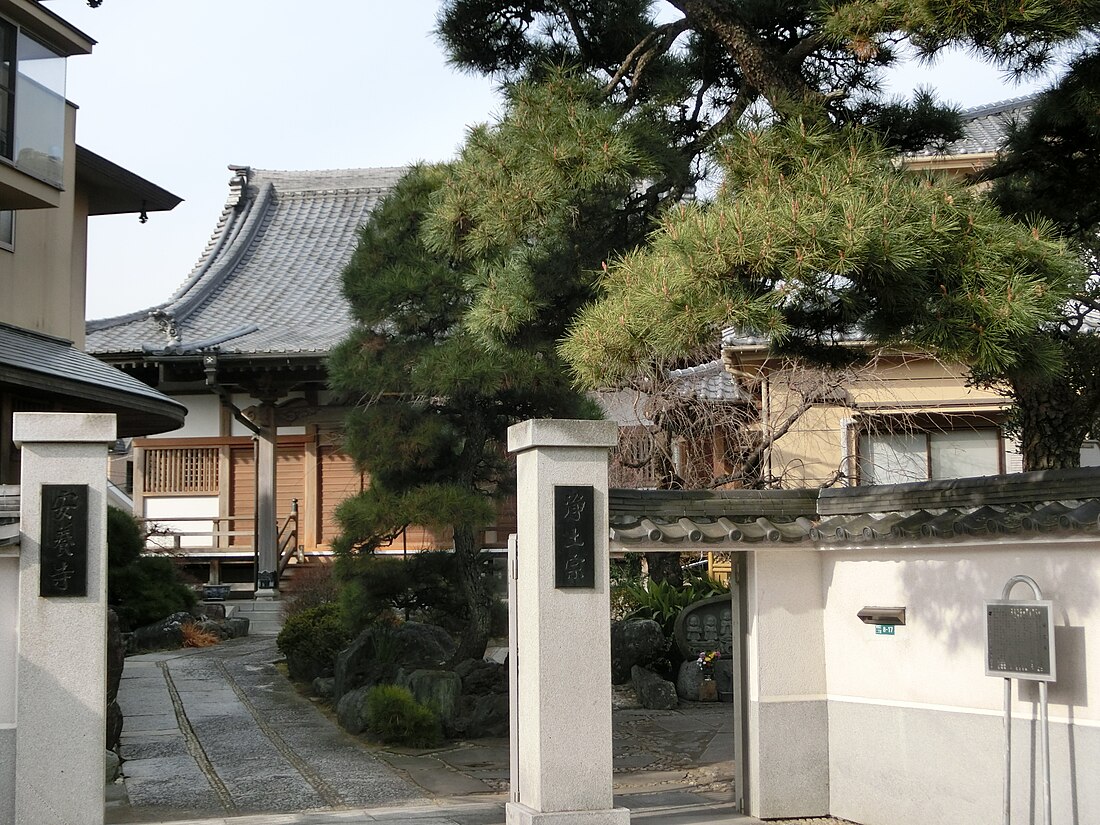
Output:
[
  {"xmin": 988, "ymin": 575, "xmax": 1055, "ymax": 825},
  {"xmin": 985, "ymin": 600, "xmax": 1056, "ymax": 681}
]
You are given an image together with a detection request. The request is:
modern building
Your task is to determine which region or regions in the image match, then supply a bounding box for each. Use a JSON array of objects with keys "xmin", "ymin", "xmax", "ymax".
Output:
[{"xmin": 0, "ymin": 0, "xmax": 185, "ymax": 489}]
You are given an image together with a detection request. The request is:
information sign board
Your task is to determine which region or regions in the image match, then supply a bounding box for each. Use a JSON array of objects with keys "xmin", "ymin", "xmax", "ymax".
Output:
[{"xmin": 985, "ymin": 599, "xmax": 1056, "ymax": 682}]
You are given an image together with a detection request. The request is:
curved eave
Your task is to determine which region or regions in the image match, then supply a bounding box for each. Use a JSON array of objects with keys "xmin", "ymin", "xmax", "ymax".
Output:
[{"xmin": 0, "ymin": 324, "xmax": 186, "ymax": 437}]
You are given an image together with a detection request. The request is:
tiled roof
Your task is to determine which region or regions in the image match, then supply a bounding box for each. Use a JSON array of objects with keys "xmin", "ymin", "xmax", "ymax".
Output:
[
  {"xmin": 910, "ymin": 94, "xmax": 1035, "ymax": 157},
  {"xmin": 86, "ymin": 166, "xmax": 406, "ymax": 358},
  {"xmin": 609, "ymin": 467, "xmax": 1100, "ymax": 547},
  {"xmin": 668, "ymin": 360, "xmax": 748, "ymax": 402},
  {"xmin": 0, "ymin": 322, "xmax": 185, "ymax": 435}
]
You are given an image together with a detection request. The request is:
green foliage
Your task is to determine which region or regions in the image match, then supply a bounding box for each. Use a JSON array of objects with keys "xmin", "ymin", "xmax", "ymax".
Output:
[
  {"xmin": 561, "ymin": 123, "xmax": 1085, "ymax": 388},
  {"xmin": 330, "ymin": 156, "xmax": 599, "ymax": 659},
  {"xmin": 109, "ymin": 556, "xmax": 197, "ymax": 631},
  {"xmin": 365, "ymin": 684, "xmax": 442, "ymax": 747},
  {"xmin": 107, "ymin": 506, "xmax": 196, "ymax": 631},
  {"xmin": 621, "ymin": 574, "xmax": 730, "ymax": 636},
  {"xmin": 337, "ymin": 552, "xmax": 480, "ymax": 635},
  {"xmin": 107, "ymin": 505, "xmax": 143, "ymax": 568},
  {"xmin": 276, "ymin": 602, "xmax": 351, "ymax": 682}
]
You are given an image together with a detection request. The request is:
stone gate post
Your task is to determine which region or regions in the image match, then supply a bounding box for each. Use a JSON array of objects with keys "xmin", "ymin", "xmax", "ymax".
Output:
[
  {"xmin": 506, "ymin": 419, "xmax": 628, "ymax": 825},
  {"xmin": 11, "ymin": 412, "xmax": 115, "ymax": 825}
]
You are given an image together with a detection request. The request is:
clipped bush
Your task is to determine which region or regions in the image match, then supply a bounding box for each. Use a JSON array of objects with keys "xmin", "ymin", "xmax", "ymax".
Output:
[
  {"xmin": 365, "ymin": 684, "xmax": 441, "ymax": 747},
  {"xmin": 277, "ymin": 602, "xmax": 351, "ymax": 683},
  {"xmin": 338, "ymin": 551, "xmax": 482, "ymax": 635},
  {"xmin": 109, "ymin": 548, "xmax": 197, "ymax": 631}
]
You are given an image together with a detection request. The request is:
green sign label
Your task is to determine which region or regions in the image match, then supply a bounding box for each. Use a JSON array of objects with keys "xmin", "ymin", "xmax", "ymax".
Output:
[{"xmin": 875, "ymin": 624, "xmax": 895, "ymax": 636}]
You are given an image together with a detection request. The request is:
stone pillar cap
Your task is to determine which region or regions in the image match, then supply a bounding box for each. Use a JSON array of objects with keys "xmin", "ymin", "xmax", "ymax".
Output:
[
  {"xmin": 507, "ymin": 418, "xmax": 618, "ymax": 453},
  {"xmin": 12, "ymin": 412, "xmax": 117, "ymax": 446}
]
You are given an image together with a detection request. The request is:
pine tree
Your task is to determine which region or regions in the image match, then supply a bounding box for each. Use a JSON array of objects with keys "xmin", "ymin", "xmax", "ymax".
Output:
[
  {"xmin": 328, "ymin": 164, "xmax": 598, "ymax": 660},
  {"xmin": 977, "ymin": 49, "xmax": 1100, "ymax": 469}
]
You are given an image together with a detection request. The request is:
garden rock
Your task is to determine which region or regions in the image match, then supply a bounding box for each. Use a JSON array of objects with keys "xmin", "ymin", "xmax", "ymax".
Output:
[
  {"xmin": 105, "ymin": 749, "xmax": 120, "ymax": 784},
  {"xmin": 225, "ymin": 616, "xmax": 250, "ymax": 638},
  {"xmin": 455, "ymin": 658, "xmax": 508, "ymax": 695},
  {"xmin": 312, "ymin": 677, "xmax": 335, "ymax": 698},
  {"xmin": 401, "ymin": 669, "xmax": 461, "ymax": 733},
  {"xmin": 334, "ymin": 622, "xmax": 455, "ymax": 700},
  {"xmin": 129, "ymin": 611, "xmax": 190, "ymax": 652},
  {"xmin": 457, "ymin": 693, "xmax": 509, "ymax": 738},
  {"xmin": 193, "ymin": 602, "xmax": 226, "ymax": 620},
  {"xmin": 676, "ymin": 660, "xmax": 705, "ymax": 700},
  {"xmin": 611, "ymin": 619, "xmax": 669, "ymax": 684},
  {"xmin": 106, "ymin": 609, "xmax": 125, "ymax": 750},
  {"xmin": 632, "ymin": 665, "xmax": 678, "ymax": 710},
  {"xmin": 335, "ymin": 685, "xmax": 372, "ymax": 734}
]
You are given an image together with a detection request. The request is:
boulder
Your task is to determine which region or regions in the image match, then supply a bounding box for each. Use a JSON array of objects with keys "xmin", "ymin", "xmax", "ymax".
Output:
[
  {"xmin": 334, "ymin": 622, "xmax": 455, "ymax": 700},
  {"xmin": 631, "ymin": 665, "xmax": 678, "ymax": 710},
  {"xmin": 453, "ymin": 693, "xmax": 509, "ymax": 738},
  {"xmin": 676, "ymin": 660, "xmax": 704, "ymax": 700},
  {"xmin": 401, "ymin": 669, "xmax": 462, "ymax": 733},
  {"xmin": 335, "ymin": 685, "xmax": 372, "ymax": 734},
  {"xmin": 105, "ymin": 750, "xmax": 120, "ymax": 784},
  {"xmin": 129, "ymin": 611, "xmax": 191, "ymax": 652},
  {"xmin": 106, "ymin": 609, "xmax": 125, "ymax": 750},
  {"xmin": 455, "ymin": 658, "xmax": 508, "ymax": 695},
  {"xmin": 225, "ymin": 616, "xmax": 250, "ymax": 638},
  {"xmin": 312, "ymin": 677, "xmax": 335, "ymax": 699},
  {"xmin": 610, "ymin": 619, "xmax": 669, "ymax": 684}
]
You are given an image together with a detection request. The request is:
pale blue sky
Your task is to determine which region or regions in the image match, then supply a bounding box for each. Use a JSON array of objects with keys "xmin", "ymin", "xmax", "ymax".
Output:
[{"xmin": 46, "ymin": 0, "xmax": 1060, "ymax": 320}]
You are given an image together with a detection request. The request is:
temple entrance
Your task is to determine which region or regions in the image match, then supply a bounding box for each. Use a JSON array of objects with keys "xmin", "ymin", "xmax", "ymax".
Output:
[{"xmin": 505, "ymin": 419, "xmax": 749, "ymax": 825}]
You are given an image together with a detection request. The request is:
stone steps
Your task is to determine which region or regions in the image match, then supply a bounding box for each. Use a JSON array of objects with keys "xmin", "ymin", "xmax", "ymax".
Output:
[{"xmin": 229, "ymin": 599, "xmax": 284, "ymax": 636}]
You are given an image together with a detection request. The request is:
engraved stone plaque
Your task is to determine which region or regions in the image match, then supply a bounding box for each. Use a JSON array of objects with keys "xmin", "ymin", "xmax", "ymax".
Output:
[
  {"xmin": 40, "ymin": 484, "xmax": 89, "ymax": 598},
  {"xmin": 554, "ymin": 485, "xmax": 595, "ymax": 589},
  {"xmin": 985, "ymin": 599, "xmax": 1056, "ymax": 682},
  {"xmin": 673, "ymin": 594, "xmax": 736, "ymax": 659}
]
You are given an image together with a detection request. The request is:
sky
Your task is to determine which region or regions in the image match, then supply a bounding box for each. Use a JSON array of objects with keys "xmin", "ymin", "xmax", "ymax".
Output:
[{"xmin": 46, "ymin": 0, "xmax": 1063, "ymax": 321}]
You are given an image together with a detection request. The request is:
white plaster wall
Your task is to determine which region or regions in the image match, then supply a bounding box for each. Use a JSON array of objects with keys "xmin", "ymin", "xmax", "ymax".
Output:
[
  {"xmin": 143, "ymin": 496, "xmax": 219, "ymax": 549},
  {"xmin": 745, "ymin": 550, "xmax": 830, "ymax": 818},
  {"xmin": 146, "ymin": 394, "xmax": 222, "ymax": 439},
  {"xmin": 821, "ymin": 541, "xmax": 1100, "ymax": 825}
]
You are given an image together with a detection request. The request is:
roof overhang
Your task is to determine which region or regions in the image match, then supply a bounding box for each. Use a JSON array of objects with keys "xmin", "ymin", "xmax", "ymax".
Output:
[
  {"xmin": 0, "ymin": 323, "xmax": 186, "ymax": 436},
  {"xmin": 76, "ymin": 146, "xmax": 183, "ymax": 216},
  {"xmin": 0, "ymin": 0, "xmax": 95, "ymax": 56}
]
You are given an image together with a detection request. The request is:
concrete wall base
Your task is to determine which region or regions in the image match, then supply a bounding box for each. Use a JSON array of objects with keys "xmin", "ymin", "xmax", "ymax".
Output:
[{"xmin": 506, "ymin": 802, "xmax": 631, "ymax": 825}]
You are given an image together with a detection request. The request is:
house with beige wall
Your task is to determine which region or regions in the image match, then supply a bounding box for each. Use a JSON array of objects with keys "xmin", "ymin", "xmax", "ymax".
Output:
[{"xmin": 0, "ymin": 0, "xmax": 184, "ymax": 486}]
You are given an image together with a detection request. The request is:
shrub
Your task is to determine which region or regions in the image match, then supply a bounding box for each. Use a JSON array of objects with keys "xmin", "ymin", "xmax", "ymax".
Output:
[
  {"xmin": 108, "ymin": 508, "xmax": 198, "ymax": 631},
  {"xmin": 365, "ymin": 684, "xmax": 441, "ymax": 747},
  {"xmin": 181, "ymin": 622, "xmax": 220, "ymax": 648},
  {"xmin": 621, "ymin": 573, "xmax": 730, "ymax": 636},
  {"xmin": 277, "ymin": 602, "xmax": 351, "ymax": 682},
  {"xmin": 338, "ymin": 551, "xmax": 482, "ymax": 635},
  {"xmin": 282, "ymin": 562, "xmax": 340, "ymax": 621}
]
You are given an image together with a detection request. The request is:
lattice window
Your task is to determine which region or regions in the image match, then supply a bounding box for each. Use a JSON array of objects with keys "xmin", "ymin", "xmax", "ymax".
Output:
[{"xmin": 143, "ymin": 447, "xmax": 219, "ymax": 494}]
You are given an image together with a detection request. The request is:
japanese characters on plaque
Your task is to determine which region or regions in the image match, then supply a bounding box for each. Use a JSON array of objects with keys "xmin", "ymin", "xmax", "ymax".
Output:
[
  {"xmin": 554, "ymin": 485, "xmax": 595, "ymax": 589},
  {"xmin": 40, "ymin": 484, "xmax": 89, "ymax": 598}
]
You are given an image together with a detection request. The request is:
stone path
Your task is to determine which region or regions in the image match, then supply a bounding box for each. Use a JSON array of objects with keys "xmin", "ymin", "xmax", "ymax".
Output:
[
  {"xmin": 109, "ymin": 637, "xmax": 423, "ymax": 823},
  {"xmin": 108, "ymin": 636, "xmax": 740, "ymax": 824}
]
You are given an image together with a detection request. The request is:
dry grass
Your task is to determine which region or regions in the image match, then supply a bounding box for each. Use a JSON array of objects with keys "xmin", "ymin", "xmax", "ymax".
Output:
[{"xmin": 180, "ymin": 622, "xmax": 220, "ymax": 648}]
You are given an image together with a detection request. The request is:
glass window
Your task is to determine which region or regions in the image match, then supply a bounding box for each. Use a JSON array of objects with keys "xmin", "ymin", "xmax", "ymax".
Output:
[
  {"xmin": 0, "ymin": 209, "xmax": 13, "ymax": 249},
  {"xmin": 0, "ymin": 20, "xmax": 14, "ymax": 160},
  {"xmin": 860, "ymin": 427, "xmax": 1002, "ymax": 485},
  {"xmin": 13, "ymin": 30, "xmax": 65, "ymax": 186}
]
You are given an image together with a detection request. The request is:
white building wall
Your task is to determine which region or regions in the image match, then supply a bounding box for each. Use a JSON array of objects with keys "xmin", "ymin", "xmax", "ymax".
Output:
[
  {"xmin": 143, "ymin": 496, "xmax": 219, "ymax": 549},
  {"xmin": 820, "ymin": 541, "xmax": 1100, "ymax": 825},
  {"xmin": 146, "ymin": 394, "xmax": 222, "ymax": 439}
]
